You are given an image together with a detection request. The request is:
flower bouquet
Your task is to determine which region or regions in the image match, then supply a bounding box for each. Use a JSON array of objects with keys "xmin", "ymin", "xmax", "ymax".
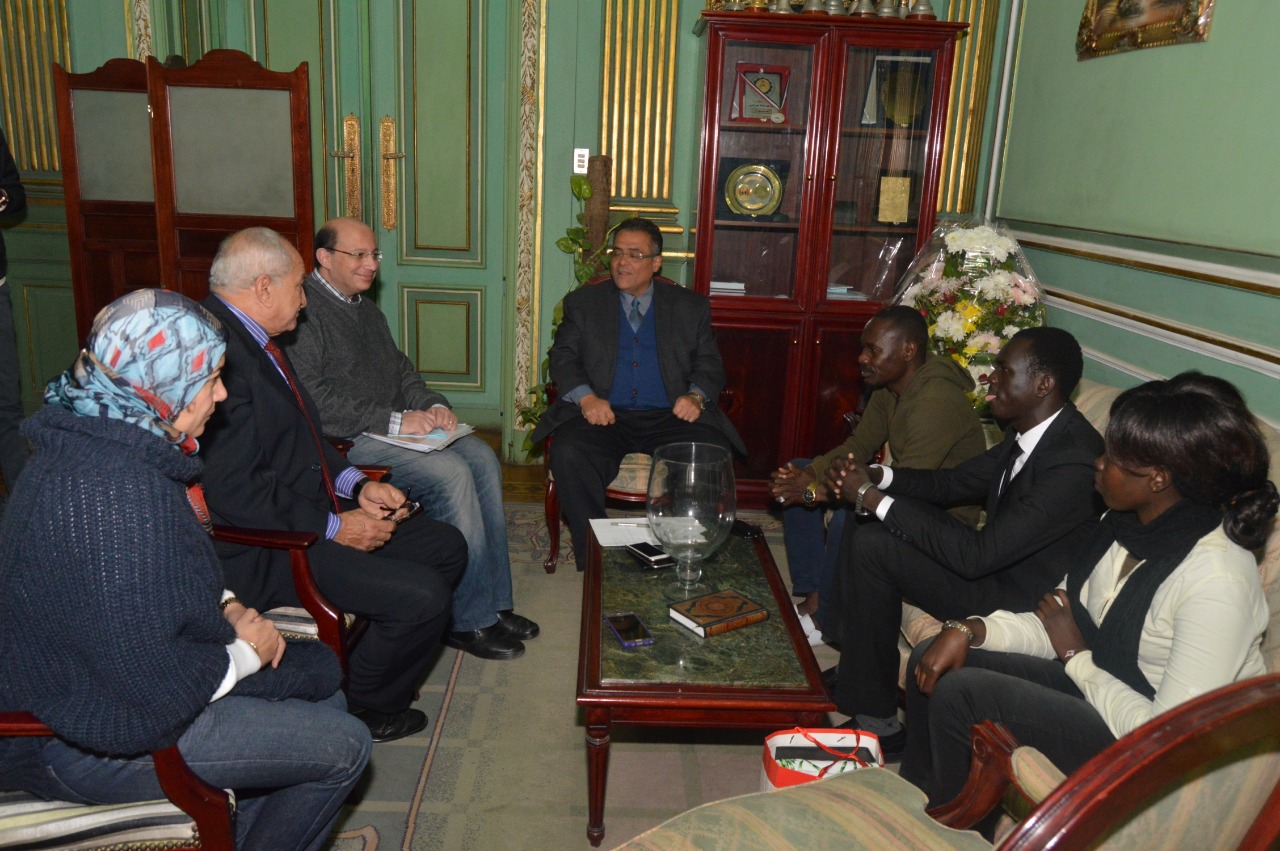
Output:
[{"xmin": 892, "ymin": 219, "xmax": 1044, "ymax": 415}]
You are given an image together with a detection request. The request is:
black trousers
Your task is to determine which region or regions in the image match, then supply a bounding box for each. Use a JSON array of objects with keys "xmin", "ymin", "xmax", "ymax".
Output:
[
  {"xmin": 548, "ymin": 409, "xmax": 733, "ymax": 565},
  {"xmin": 828, "ymin": 522, "xmax": 1050, "ymax": 719},
  {"xmin": 241, "ymin": 514, "xmax": 466, "ymax": 715},
  {"xmin": 899, "ymin": 639, "xmax": 1115, "ymax": 807}
]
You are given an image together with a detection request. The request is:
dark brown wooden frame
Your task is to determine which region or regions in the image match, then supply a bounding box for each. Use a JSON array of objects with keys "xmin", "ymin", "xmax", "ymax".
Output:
[
  {"xmin": 146, "ymin": 50, "xmax": 314, "ymax": 298},
  {"xmin": 53, "ymin": 58, "xmax": 157, "ymax": 341}
]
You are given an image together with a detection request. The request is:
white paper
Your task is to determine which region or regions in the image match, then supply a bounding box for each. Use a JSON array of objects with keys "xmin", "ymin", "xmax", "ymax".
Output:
[
  {"xmin": 363, "ymin": 423, "xmax": 474, "ymax": 453},
  {"xmin": 590, "ymin": 518, "xmax": 659, "ymax": 547}
]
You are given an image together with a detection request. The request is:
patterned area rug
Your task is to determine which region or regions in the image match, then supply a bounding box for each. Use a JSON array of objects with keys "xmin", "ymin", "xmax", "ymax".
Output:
[{"xmin": 327, "ymin": 502, "xmax": 819, "ymax": 851}]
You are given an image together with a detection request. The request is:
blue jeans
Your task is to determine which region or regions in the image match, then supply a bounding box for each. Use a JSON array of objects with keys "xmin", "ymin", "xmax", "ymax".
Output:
[
  {"xmin": 780, "ymin": 458, "xmax": 848, "ymax": 630},
  {"xmin": 348, "ymin": 433, "xmax": 514, "ymax": 631},
  {"xmin": 13, "ymin": 691, "xmax": 371, "ymax": 851}
]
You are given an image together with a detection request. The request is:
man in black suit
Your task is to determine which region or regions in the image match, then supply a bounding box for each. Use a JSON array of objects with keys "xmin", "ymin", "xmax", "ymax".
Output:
[
  {"xmin": 199, "ymin": 227, "xmax": 467, "ymax": 743},
  {"xmin": 530, "ymin": 217, "xmax": 744, "ymax": 566},
  {"xmin": 824, "ymin": 327, "xmax": 1103, "ymax": 756},
  {"xmin": 0, "ymin": 126, "xmax": 28, "ymax": 487}
]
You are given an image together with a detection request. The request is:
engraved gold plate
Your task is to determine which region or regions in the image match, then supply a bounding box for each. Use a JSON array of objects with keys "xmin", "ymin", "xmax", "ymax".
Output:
[
  {"xmin": 877, "ymin": 175, "xmax": 912, "ymax": 224},
  {"xmin": 724, "ymin": 163, "xmax": 783, "ymax": 217}
]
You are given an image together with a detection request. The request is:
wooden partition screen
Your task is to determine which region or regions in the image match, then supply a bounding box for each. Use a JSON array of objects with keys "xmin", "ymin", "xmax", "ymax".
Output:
[
  {"xmin": 53, "ymin": 58, "xmax": 156, "ymax": 339},
  {"xmin": 54, "ymin": 50, "xmax": 313, "ymax": 338},
  {"xmin": 147, "ymin": 50, "xmax": 313, "ymax": 297}
]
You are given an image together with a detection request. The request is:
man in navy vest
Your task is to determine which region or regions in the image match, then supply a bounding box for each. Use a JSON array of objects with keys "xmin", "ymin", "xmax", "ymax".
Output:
[{"xmin": 530, "ymin": 218, "xmax": 745, "ymax": 567}]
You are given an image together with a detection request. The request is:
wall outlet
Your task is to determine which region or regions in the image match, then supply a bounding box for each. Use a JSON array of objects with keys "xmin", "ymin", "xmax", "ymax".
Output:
[{"xmin": 572, "ymin": 148, "xmax": 590, "ymax": 175}]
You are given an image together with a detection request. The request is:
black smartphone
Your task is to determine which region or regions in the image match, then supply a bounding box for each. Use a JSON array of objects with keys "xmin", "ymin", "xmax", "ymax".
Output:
[
  {"xmin": 626, "ymin": 541, "xmax": 676, "ymax": 570},
  {"xmin": 393, "ymin": 500, "xmax": 424, "ymax": 524},
  {"xmin": 603, "ymin": 612, "xmax": 655, "ymax": 648}
]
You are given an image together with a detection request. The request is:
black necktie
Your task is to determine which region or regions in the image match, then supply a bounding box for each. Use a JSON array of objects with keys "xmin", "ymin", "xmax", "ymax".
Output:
[{"xmin": 999, "ymin": 442, "xmax": 1023, "ymax": 497}]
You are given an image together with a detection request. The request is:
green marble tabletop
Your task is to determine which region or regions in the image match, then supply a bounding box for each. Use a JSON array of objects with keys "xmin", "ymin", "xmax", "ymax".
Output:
[{"xmin": 598, "ymin": 535, "xmax": 808, "ymax": 689}]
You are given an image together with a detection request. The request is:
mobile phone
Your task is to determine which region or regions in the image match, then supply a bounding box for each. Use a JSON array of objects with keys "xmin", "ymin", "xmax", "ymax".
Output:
[
  {"xmin": 603, "ymin": 612, "xmax": 655, "ymax": 648},
  {"xmin": 393, "ymin": 500, "xmax": 424, "ymax": 524},
  {"xmin": 626, "ymin": 541, "xmax": 676, "ymax": 570}
]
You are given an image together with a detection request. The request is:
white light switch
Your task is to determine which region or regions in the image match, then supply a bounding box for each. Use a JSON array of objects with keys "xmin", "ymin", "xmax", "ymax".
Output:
[{"xmin": 572, "ymin": 148, "xmax": 590, "ymax": 174}]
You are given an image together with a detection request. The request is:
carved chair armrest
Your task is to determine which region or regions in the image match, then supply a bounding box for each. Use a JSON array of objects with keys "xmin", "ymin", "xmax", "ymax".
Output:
[
  {"xmin": 210, "ymin": 525, "xmax": 347, "ymax": 673},
  {"xmin": 0, "ymin": 713, "xmax": 236, "ymax": 850},
  {"xmin": 153, "ymin": 744, "xmax": 237, "ymax": 849},
  {"xmin": 0, "ymin": 711, "xmax": 53, "ymax": 736},
  {"xmin": 926, "ymin": 720, "xmax": 1022, "ymax": 830}
]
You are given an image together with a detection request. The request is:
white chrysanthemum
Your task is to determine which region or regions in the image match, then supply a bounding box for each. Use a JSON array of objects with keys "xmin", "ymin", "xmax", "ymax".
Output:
[
  {"xmin": 933, "ymin": 311, "xmax": 968, "ymax": 342},
  {"xmin": 973, "ymin": 270, "xmax": 1014, "ymax": 301},
  {"xmin": 945, "ymin": 225, "xmax": 1016, "ymax": 264},
  {"xmin": 1002, "ymin": 325, "xmax": 1020, "ymax": 337}
]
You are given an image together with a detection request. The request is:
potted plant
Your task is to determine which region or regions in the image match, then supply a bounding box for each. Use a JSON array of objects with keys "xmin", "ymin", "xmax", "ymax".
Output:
[{"xmin": 516, "ymin": 174, "xmax": 618, "ymax": 454}]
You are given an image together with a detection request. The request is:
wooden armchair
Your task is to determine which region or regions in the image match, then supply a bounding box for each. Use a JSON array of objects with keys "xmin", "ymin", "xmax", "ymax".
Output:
[
  {"xmin": 614, "ymin": 674, "xmax": 1280, "ymax": 850},
  {"xmin": 0, "ymin": 713, "xmax": 235, "ymax": 850}
]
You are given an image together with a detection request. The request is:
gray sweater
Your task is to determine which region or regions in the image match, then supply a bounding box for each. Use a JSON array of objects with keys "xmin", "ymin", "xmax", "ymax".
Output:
[{"xmin": 283, "ymin": 273, "xmax": 448, "ymax": 439}]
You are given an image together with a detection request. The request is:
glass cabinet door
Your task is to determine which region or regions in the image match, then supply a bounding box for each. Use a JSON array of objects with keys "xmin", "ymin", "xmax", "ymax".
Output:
[
  {"xmin": 706, "ymin": 38, "xmax": 815, "ymax": 301},
  {"xmin": 824, "ymin": 45, "xmax": 938, "ymax": 303}
]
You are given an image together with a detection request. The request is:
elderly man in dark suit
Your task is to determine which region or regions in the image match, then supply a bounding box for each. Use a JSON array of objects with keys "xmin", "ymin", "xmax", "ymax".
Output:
[
  {"xmin": 199, "ymin": 227, "xmax": 467, "ymax": 744},
  {"xmin": 530, "ymin": 217, "xmax": 744, "ymax": 567},
  {"xmin": 824, "ymin": 327, "xmax": 1103, "ymax": 757}
]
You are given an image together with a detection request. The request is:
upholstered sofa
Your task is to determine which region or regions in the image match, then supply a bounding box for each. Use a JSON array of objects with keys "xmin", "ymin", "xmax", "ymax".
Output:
[{"xmin": 896, "ymin": 378, "xmax": 1280, "ymax": 687}]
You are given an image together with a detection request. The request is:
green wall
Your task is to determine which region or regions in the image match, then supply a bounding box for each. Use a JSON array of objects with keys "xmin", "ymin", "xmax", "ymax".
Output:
[{"xmin": 996, "ymin": 1, "xmax": 1280, "ymax": 423}]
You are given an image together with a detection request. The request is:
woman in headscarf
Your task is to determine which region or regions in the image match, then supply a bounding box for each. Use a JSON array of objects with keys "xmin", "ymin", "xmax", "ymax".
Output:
[
  {"xmin": 0, "ymin": 290, "xmax": 371, "ymax": 851},
  {"xmin": 901, "ymin": 372, "xmax": 1278, "ymax": 808}
]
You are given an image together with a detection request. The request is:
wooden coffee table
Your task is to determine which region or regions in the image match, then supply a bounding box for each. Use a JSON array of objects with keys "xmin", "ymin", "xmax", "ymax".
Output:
[{"xmin": 576, "ymin": 522, "xmax": 834, "ymax": 846}]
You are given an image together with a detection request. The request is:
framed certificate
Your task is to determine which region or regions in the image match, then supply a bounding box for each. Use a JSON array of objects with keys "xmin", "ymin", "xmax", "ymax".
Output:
[{"xmin": 731, "ymin": 63, "xmax": 791, "ymax": 125}]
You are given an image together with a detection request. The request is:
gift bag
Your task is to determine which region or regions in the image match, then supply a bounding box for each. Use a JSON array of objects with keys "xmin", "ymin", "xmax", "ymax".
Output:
[{"xmin": 761, "ymin": 727, "xmax": 884, "ymax": 792}]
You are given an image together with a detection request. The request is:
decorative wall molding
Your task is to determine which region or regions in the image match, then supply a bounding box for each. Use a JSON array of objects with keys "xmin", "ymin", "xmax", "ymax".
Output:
[
  {"xmin": 1015, "ymin": 229, "xmax": 1280, "ymax": 297},
  {"xmin": 938, "ymin": 0, "xmax": 999, "ymax": 215},
  {"xmin": 513, "ymin": 0, "xmax": 542, "ymax": 426},
  {"xmin": 600, "ymin": 0, "xmax": 679, "ymax": 217},
  {"xmin": 0, "ymin": 0, "xmax": 70, "ymax": 173},
  {"xmin": 131, "ymin": 0, "xmax": 153, "ymax": 59},
  {"xmin": 1077, "ymin": 346, "xmax": 1160, "ymax": 382},
  {"xmin": 1044, "ymin": 289, "xmax": 1280, "ymax": 381}
]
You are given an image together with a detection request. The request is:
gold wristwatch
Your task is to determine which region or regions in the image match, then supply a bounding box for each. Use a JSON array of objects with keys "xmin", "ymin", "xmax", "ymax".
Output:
[{"xmin": 802, "ymin": 481, "xmax": 821, "ymax": 506}]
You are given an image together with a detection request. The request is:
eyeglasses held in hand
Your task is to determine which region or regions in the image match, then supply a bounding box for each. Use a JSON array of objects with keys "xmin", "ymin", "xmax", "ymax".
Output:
[
  {"xmin": 330, "ymin": 247, "xmax": 384, "ymax": 262},
  {"xmin": 608, "ymin": 248, "xmax": 659, "ymax": 260}
]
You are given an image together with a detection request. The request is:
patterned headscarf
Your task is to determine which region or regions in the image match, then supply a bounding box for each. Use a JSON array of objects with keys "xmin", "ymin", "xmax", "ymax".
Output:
[{"xmin": 45, "ymin": 289, "xmax": 227, "ymax": 454}]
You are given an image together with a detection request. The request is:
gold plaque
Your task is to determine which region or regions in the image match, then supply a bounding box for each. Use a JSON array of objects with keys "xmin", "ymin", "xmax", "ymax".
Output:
[
  {"xmin": 724, "ymin": 163, "xmax": 783, "ymax": 217},
  {"xmin": 877, "ymin": 175, "xmax": 911, "ymax": 224}
]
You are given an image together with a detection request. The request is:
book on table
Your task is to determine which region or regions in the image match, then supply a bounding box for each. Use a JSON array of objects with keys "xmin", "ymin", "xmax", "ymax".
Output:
[
  {"xmin": 668, "ymin": 588, "xmax": 768, "ymax": 637},
  {"xmin": 363, "ymin": 423, "xmax": 474, "ymax": 453}
]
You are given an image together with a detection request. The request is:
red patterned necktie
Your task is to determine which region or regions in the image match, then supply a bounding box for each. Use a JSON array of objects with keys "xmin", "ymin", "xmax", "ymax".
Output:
[{"xmin": 262, "ymin": 338, "xmax": 341, "ymax": 512}]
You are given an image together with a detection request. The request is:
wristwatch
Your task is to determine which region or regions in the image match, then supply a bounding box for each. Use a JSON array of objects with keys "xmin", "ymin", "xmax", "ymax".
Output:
[
  {"xmin": 802, "ymin": 481, "xmax": 821, "ymax": 506},
  {"xmin": 942, "ymin": 619, "xmax": 975, "ymax": 644}
]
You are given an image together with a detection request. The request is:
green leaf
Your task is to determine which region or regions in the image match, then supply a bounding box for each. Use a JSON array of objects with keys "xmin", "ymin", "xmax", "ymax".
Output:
[
  {"xmin": 570, "ymin": 174, "xmax": 592, "ymax": 199},
  {"xmin": 565, "ymin": 226, "xmax": 587, "ymax": 242},
  {"xmin": 555, "ymin": 236, "xmax": 575, "ymax": 254}
]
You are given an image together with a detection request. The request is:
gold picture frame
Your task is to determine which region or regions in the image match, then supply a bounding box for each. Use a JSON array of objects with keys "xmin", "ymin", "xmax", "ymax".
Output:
[{"xmin": 1076, "ymin": 0, "xmax": 1215, "ymax": 60}]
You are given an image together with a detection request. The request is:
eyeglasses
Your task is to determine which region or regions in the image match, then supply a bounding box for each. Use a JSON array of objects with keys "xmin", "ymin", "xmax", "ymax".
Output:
[
  {"xmin": 608, "ymin": 248, "xmax": 659, "ymax": 260},
  {"xmin": 329, "ymin": 247, "xmax": 383, "ymax": 263}
]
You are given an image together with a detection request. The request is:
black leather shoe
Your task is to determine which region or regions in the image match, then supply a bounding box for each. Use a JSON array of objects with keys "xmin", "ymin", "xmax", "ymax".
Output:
[
  {"xmin": 445, "ymin": 624, "xmax": 526, "ymax": 660},
  {"xmin": 837, "ymin": 719, "xmax": 906, "ymax": 762},
  {"xmin": 495, "ymin": 609, "xmax": 540, "ymax": 640},
  {"xmin": 352, "ymin": 707, "xmax": 428, "ymax": 743}
]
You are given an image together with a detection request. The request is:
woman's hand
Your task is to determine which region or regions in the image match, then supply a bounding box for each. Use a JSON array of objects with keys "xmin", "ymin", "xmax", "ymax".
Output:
[
  {"xmin": 235, "ymin": 607, "xmax": 285, "ymax": 668},
  {"xmin": 1035, "ymin": 590, "xmax": 1088, "ymax": 662},
  {"xmin": 915, "ymin": 628, "xmax": 972, "ymax": 696}
]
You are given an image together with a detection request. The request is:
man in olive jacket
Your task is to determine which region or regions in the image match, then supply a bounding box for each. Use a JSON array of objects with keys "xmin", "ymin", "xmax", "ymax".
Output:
[{"xmin": 770, "ymin": 306, "xmax": 987, "ymax": 632}]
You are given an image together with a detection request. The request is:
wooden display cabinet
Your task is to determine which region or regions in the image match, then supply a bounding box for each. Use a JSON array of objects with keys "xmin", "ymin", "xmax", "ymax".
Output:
[{"xmin": 694, "ymin": 12, "xmax": 966, "ymax": 507}]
